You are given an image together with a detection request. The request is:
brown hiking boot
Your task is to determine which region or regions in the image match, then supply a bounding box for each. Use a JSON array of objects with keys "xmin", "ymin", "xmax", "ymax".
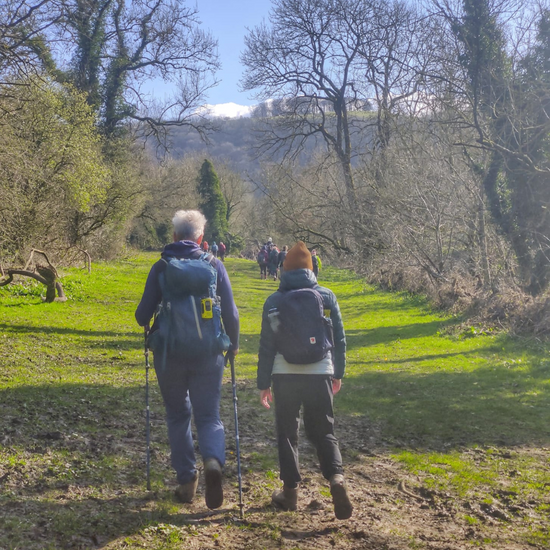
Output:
[
  {"xmin": 271, "ymin": 486, "xmax": 298, "ymax": 511},
  {"xmin": 204, "ymin": 458, "xmax": 223, "ymax": 509},
  {"xmin": 330, "ymin": 474, "xmax": 353, "ymax": 520},
  {"xmin": 175, "ymin": 472, "xmax": 198, "ymax": 503}
]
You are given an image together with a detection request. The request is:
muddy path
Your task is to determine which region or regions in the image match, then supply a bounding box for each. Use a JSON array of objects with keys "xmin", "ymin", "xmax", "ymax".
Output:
[
  {"xmin": 117, "ymin": 379, "xmax": 546, "ymax": 550},
  {"xmin": 1, "ymin": 377, "xmax": 547, "ymax": 549}
]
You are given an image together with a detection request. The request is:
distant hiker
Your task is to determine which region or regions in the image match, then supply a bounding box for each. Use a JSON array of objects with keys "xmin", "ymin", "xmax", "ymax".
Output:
[
  {"xmin": 257, "ymin": 241, "xmax": 352, "ymax": 520},
  {"xmin": 211, "ymin": 241, "xmax": 218, "ymax": 258},
  {"xmin": 135, "ymin": 210, "xmax": 240, "ymax": 509},
  {"xmin": 277, "ymin": 246, "xmax": 288, "ymax": 275},
  {"xmin": 311, "ymin": 249, "xmax": 321, "ymax": 278},
  {"xmin": 257, "ymin": 246, "xmax": 269, "ymax": 280},
  {"xmin": 218, "ymin": 241, "xmax": 226, "ymax": 261},
  {"xmin": 202, "ymin": 240, "xmax": 209, "ymax": 253},
  {"xmin": 268, "ymin": 244, "xmax": 280, "ymax": 280}
]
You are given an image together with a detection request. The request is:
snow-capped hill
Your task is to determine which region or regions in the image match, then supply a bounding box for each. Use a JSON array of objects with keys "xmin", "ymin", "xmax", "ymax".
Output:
[{"xmin": 196, "ymin": 102, "xmax": 255, "ymax": 119}]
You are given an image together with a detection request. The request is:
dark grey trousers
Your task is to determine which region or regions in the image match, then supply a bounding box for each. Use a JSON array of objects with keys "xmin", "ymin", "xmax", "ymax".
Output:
[{"xmin": 272, "ymin": 374, "xmax": 344, "ymax": 489}]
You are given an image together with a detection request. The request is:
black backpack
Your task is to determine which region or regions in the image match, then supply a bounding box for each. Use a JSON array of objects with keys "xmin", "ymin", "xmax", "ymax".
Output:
[
  {"xmin": 272, "ymin": 288, "xmax": 333, "ymax": 364},
  {"xmin": 269, "ymin": 247, "xmax": 279, "ymax": 263}
]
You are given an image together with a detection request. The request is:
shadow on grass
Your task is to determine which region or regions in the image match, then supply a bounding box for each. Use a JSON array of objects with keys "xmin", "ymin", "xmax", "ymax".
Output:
[
  {"xmin": 357, "ymin": 349, "xmax": 490, "ymax": 365},
  {"xmin": 0, "ymin": 382, "xmax": 160, "ymax": 548},
  {"xmin": 239, "ymin": 320, "xmax": 461, "ymax": 356},
  {"xmin": 337, "ymin": 292, "xmax": 430, "ymax": 310},
  {"xmin": 0, "ymin": 322, "xmax": 138, "ymax": 338},
  {"xmin": 0, "ymin": 322, "xmax": 143, "ymax": 351},
  {"xmin": 233, "ymin": 333, "xmax": 261, "ymax": 356},
  {"xmin": 3, "ymin": 326, "xmax": 261, "ymax": 356},
  {"xmin": 3, "ymin": 363, "xmax": 549, "ymax": 548},
  {"xmin": 0, "ymin": 488, "xmax": 254, "ymax": 549},
  {"xmin": 0, "ymin": 380, "xmax": 383, "ymax": 549},
  {"xmin": 0, "ymin": 383, "xmax": 151, "ymax": 442},
  {"xmin": 337, "ymin": 359, "xmax": 550, "ymax": 449},
  {"xmin": 344, "ymin": 319, "xmax": 459, "ymax": 349},
  {"xmin": 0, "ymin": 382, "xmax": 269, "ymax": 548}
]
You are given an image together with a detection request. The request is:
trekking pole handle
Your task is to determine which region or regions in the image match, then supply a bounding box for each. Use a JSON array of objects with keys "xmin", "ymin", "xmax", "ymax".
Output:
[{"xmin": 144, "ymin": 326, "xmax": 150, "ymax": 352}]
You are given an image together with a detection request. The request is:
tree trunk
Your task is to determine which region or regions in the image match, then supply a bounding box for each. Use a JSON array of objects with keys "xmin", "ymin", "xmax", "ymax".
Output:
[{"xmin": 477, "ymin": 195, "xmax": 491, "ymax": 288}]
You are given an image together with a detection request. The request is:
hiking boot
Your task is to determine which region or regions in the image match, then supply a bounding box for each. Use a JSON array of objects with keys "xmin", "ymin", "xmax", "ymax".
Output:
[
  {"xmin": 271, "ymin": 486, "xmax": 298, "ymax": 511},
  {"xmin": 204, "ymin": 458, "xmax": 223, "ymax": 509},
  {"xmin": 175, "ymin": 473, "xmax": 198, "ymax": 503},
  {"xmin": 330, "ymin": 474, "xmax": 353, "ymax": 519}
]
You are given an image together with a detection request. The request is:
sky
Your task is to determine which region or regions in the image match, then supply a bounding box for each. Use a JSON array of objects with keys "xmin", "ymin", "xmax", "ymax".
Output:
[{"xmin": 196, "ymin": 0, "xmax": 272, "ymax": 106}]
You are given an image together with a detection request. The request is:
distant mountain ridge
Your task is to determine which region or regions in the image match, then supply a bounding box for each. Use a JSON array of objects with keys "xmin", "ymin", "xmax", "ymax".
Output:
[{"xmin": 174, "ymin": 100, "xmax": 375, "ymax": 175}]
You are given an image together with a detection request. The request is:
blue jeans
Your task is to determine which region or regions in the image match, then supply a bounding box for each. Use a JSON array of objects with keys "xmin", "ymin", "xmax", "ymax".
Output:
[{"xmin": 154, "ymin": 353, "xmax": 225, "ymax": 485}]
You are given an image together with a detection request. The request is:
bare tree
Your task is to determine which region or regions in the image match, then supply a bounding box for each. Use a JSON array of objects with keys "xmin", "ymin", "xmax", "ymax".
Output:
[
  {"xmin": 242, "ymin": 0, "xmax": 375, "ymax": 211},
  {"xmin": 70, "ymin": 0, "xmax": 219, "ymax": 143},
  {"xmin": 241, "ymin": 0, "xmax": 436, "ymax": 251},
  {"xmin": 2, "ymin": 0, "xmax": 220, "ymax": 144},
  {"xmin": 430, "ymin": 0, "xmax": 550, "ymax": 293},
  {"xmin": 215, "ymin": 161, "xmax": 250, "ymax": 226},
  {"xmin": 0, "ymin": 0, "xmax": 64, "ymax": 80},
  {"xmin": 248, "ymin": 155, "xmax": 358, "ymax": 252}
]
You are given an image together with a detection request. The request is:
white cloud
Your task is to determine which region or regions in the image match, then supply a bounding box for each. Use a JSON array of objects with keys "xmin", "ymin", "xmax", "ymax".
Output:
[{"xmin": 195, "ymin": 102, "xmax": 256, "ymax": 119}]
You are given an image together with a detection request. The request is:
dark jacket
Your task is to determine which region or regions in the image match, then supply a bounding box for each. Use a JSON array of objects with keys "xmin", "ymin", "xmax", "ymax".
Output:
[
  {"xmin": 135, "ymin": 240, "xmax": 240, "ymax": 351},
  {"xmin": 257, "ymin": 268, "xmax": 346, "ymax": 390}
]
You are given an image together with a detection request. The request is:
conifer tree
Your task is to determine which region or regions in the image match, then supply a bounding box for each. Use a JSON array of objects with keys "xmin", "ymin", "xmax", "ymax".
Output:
[{"xmin": 197, "ymin": 159, "xmax": 228, "ymax": 243}]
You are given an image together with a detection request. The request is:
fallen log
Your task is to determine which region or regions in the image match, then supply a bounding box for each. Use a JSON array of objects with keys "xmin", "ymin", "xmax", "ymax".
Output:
[{"xmin": 0, "ymin": 267, "xmax": 67, "ymax": 302}]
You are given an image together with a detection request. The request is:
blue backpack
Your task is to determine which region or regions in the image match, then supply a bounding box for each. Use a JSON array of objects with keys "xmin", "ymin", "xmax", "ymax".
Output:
[
  {"xmin": 148, "ymin": 252, "xmax": 230, "ymax": 362},
  {"xmin": 272, "ymin": 288, "xmax": 334, "ymax": 364}
]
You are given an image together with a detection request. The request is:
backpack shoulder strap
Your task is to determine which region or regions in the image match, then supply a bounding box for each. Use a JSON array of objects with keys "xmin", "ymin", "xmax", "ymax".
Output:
[
  {"xmin": 198, "ymin": 252, "xmax": 216, "ymax": 267},
  {"xmin": 184, "ymin": 249, "xmax": 215, "ymax": 266},
  {"xmin": 157, "ymin": 258, "xmax": 169, "ymax": 296},
  {"xmin": 165, "ymin": 250, "xmax": 216, "ymax": 267}
]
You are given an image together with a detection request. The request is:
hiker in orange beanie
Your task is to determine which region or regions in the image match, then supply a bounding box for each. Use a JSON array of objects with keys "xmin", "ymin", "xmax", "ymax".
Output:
[
  {"xmin": 256, "ymin": 241, "xmax": 352, "ymax": 520},
  {"xmin": 282, "ymin": 240, "xmax": 313, "ymax": 271}
]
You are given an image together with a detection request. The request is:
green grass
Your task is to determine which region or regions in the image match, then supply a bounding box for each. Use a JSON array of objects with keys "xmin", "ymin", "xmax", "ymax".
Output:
[{"xmin": 1, "ymin": 253, "xmax": 549, "ymax": 548}]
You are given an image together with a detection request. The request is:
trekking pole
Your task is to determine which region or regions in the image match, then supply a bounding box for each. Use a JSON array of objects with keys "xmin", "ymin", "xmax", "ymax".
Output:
[
  {"xmin": 144, "ymin": 327, "xmax": 151, "ymax": 491},
  {"xmin": 226, "ymin": 352, "xmax": 244, "ymax": 518}
]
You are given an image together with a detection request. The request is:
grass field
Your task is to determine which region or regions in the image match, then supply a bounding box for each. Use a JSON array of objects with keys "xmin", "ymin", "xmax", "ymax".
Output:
[{"xmin": 1, "ymin": 253, "xmax": 549, "ymax": 549}]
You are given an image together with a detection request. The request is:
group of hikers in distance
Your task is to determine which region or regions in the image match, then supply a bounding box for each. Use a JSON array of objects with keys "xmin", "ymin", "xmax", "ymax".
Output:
[
  {"xmin": 199, "ymin": 239, "xmax": 226, "ymax": 261},
  {"xmin": 257, "ymin": 238, "xmax": 322, "ymax": 281},
  {"xmin": 135, "ymin": 209, "xmax": 352, "ymax": 520}
]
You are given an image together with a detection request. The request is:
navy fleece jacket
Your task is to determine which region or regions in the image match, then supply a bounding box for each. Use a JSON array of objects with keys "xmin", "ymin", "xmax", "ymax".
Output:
[{"xmin": 135, "ymin": 240, "xmax": 240, "ymax": 351}]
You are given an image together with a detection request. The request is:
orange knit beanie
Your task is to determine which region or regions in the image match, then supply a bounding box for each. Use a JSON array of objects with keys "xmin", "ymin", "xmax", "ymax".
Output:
[{"xmin": 283, "ymin": 241, "xmax": 313, "ymax": 271}]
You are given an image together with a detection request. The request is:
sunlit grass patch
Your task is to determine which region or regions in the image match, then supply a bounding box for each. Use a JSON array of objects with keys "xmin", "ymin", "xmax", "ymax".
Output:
[
  {"xmin": 1, "ymin": 252, "xmax": 550, "ymax": 548},
  {"xmin": 393, "ymin": 450, "xmax": 500, "ymax": 497},
  {"xmin": 394, "ymin": 447, "xmax": 550, "ymax": 531}
]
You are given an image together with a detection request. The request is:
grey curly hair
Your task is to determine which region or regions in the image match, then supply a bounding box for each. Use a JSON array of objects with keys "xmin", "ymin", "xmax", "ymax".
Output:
[{"xmin": 172, "ymin": 210, "xmax": 207, "ymax": 241}]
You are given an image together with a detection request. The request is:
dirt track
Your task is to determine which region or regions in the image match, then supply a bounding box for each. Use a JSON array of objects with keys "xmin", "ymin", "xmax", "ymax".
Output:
[{"xmin": 121, "ymin": 380, "xmax": 545, "ymax": 550}]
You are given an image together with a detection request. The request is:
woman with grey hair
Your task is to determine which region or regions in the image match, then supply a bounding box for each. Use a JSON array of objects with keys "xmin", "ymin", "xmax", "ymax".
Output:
[{"xmin": 136, "ymin": 209, "xmax": 240, "ymax": 509}]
